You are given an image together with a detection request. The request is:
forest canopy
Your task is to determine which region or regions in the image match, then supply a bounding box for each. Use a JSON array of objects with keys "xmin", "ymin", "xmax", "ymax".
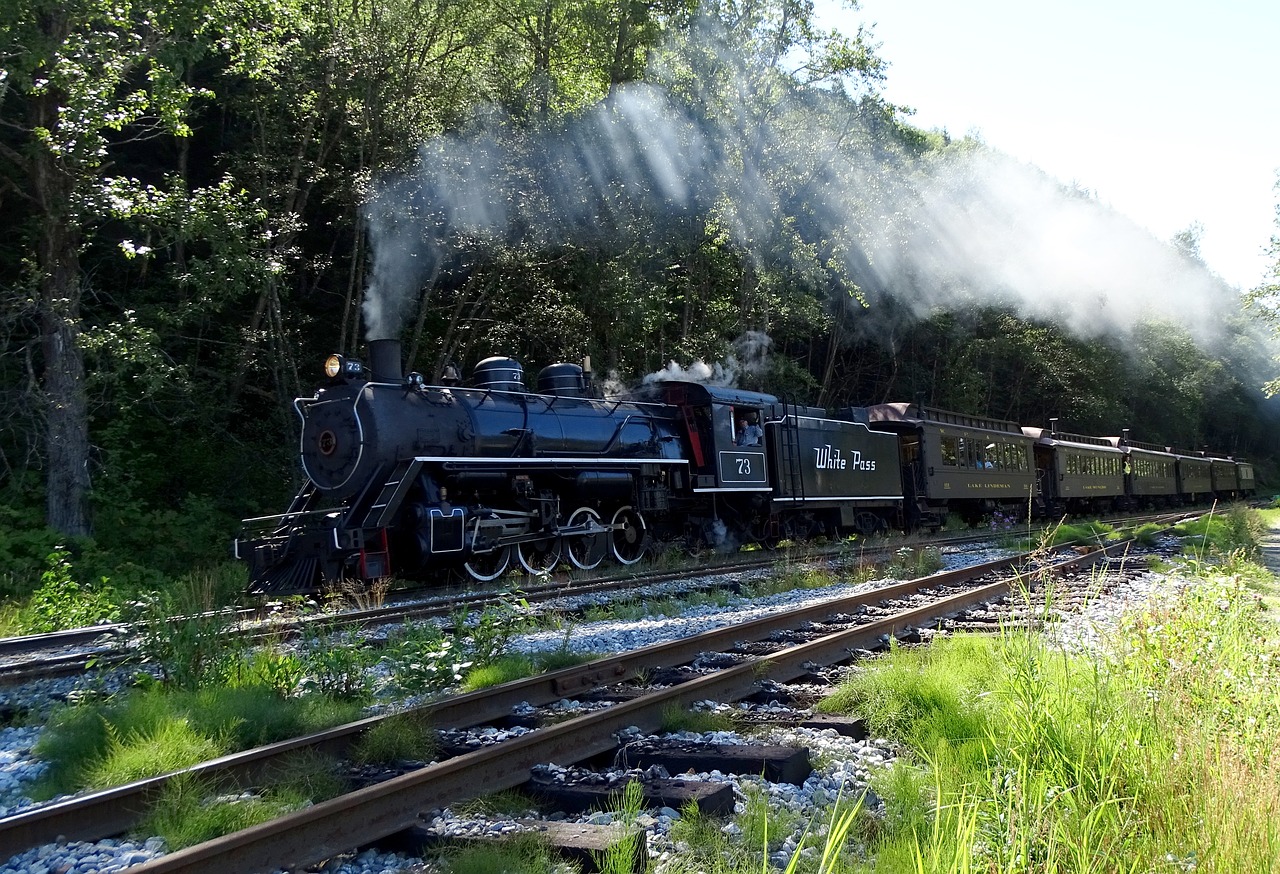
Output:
[{"xmin": 2, "ymin": 0, "xmax": 1276, "ymax": 587}]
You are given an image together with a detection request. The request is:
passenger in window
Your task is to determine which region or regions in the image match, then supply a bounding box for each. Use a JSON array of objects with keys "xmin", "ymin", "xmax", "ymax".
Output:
[{"xmin": 736, "ymin": 414, "xmax": 763, "ymax": 446}]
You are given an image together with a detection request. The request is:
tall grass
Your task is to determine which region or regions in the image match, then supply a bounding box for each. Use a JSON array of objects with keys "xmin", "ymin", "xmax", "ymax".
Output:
[
  {"xmin": 814, "ymin": 552, "xmax": 1280, "ymax": 873},
  {"xmin": 32, "ymin": 685, "xmax": 362, "ymax": 797}
]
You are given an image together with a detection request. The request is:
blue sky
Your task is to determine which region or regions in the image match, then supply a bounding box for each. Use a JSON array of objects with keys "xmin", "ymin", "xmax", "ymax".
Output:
[{"xmin": 815, "ymin": 0, "xmax": 1279, "ymax": 289}]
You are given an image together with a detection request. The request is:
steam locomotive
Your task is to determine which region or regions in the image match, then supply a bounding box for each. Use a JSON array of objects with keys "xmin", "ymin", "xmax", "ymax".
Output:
[{"xmin": 235, "ymin": 340, "xmax": 1255, "ymax": 594}]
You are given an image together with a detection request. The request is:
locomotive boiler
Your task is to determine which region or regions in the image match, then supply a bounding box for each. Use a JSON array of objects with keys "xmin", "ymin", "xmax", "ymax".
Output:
[
  {"xmin": 238, "ymin": 340, "xmax": 688, "ymax": 593},
  {"xmin": 237, "ymin": 340, "xmax": 909, "ymax": 594}
]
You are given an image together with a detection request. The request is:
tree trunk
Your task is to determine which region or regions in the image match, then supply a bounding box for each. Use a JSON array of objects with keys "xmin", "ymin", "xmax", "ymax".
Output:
[
  {"xmin": 32, "ymin": 87, "xmax": 91, "ymax": 537},
  {"xmin": 608, "ymin": 0, "xmax": 633, "ymax": 88}
]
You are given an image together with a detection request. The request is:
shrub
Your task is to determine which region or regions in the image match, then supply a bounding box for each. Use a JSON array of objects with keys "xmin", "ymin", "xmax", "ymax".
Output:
[{"xmin": 22, "ymin": 548, "xmax": 121, "ymax": 632}]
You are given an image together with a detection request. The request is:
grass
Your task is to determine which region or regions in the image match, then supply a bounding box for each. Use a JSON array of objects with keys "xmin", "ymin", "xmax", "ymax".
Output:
[
  {"xmin": 746, "ymin": 564, "xmax": 840, "ymax": 598},
  {"xmin": 459, "ymin": 648, "xmax": 601, "ymax": 691},
  {"xmin": 32, "ymin": 684, "xmax": 362, "ymax": 798},
  {"xmin": 1175, "ymin": 503, "xmax": 1263, "ymax": 559},
  {"xmin": 884, "ymin": 546, "xmax": 944, "ymax": 580},
  {"xmin": 352, "ymin": 712, "xmax": 438, "ymax": 764},
  {"xmin": 809, "ymin": 527, "xmax": 1280, "ymax": 872},
  {"xmin": 138, "ymin": 749, "xmax": 344, "ymax": 850},
  {"xmin": 581, "ymin": 588, "xmax": 733, "ymax": 623},
  {"xmin": 1131, "ymin": 521, "xmax": 1165, "ymax": 546},
  {"xmin": 659, "ymin": 703, "xmax": 738, "ymax": 734},
  {"xmin": 661, "ymin": 508, "xmax": 1279, "ymax": 873},
  {"xmin": 434, "ymin": 836, "xmax": 570, "ymax": 874},
  {"xmin": 1047, "ymin": 519, "xmax": 1119, "ymax": 546}
]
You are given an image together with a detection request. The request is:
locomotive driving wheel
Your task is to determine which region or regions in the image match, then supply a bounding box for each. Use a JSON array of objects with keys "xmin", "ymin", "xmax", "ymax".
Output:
[
  {"xmin": 565, "ymin": 507, "xmax": 607, "ymax": 570},
  {"xmin": 463, "ymin": 546, "xmax": 511, "ymax": 582},
  {"xmin": 609, "ymin": 506, "xmax": 648, "ymax": 565},
  {"xmin": 517, "ymin": 538, "xmax": 561, "ymax": 575}
]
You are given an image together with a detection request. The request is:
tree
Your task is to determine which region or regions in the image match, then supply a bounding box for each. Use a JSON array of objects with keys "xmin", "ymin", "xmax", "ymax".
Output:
[
  {"xmin": 0, "ymin": 0, "xmax": 266, "ymax": 536},
  {"xmin": 1247, "ymin": 176, "xmax": 1280, "ymax": 397}
]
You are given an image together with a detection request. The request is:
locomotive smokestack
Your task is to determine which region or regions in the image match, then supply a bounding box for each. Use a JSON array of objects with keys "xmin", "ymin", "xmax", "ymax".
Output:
[{"xmin": 368, "ymin": 339, "xmax": 403, "ymax": 383}]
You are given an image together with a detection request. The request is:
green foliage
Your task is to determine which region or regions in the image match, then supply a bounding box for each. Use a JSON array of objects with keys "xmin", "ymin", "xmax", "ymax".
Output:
[
  {"xmin": 1048, "ymin": 520, "xmax": 1118, "ymax": 546},
  {"xmin": 352, "ymin": 713, "xmax": 438, "ymax": 765},
  {"xmin": 658, "ymin": 704, "xmax": 737, "ymax": 735},
  {"xmin": 378, "ymin": 621, "xmax": 468, "ymax": 698},
  {"xmin": 0, "ymin": 0, "xmax": 1275, "ymax": 621},
  {"xmin": 438, "ymin": 837, "xmax": 569, "ymax": 874},
  {"xmin": 299, "ymin": 629, "xmax": 376, "ymax": 702},
  {"xmin": 33, "ymin": 684, "xmax": 360, "ymax": 797},
  {"xmin": 22, "ymin": 548, "xmax": 121, "ymax": 632},
  {"xmin": 0, "ymin": 498, "xmax": 73, "ymax": 599},
  {"xmin": 87, "ymin": 719, "xmax": 227, "ymax": 789},
  {"xmin": 457, "ymin": 645, "xmax": 602, "ymax": 692},
  {"xmin": 454, "ymin": 600, "xmax": 529, "ymax": 665},
  {"xmin": 123, "ymin": 590, "xmax": 239, "ymax": 691},
  {"xmin": 885, "ymin": 547, "xmax": 944, "ymax": 580},
  {"xmin": 1131, "ymin": 522, "xmax": 1165, "ymax": 547},
  {"xmin": 459, "ymin": 654, "xmax": 536, "ymax": 692},
  {"xmin": 225, "ymin": 648, "xmax": 306, "ymax": 697},
  {"xmin": 592, "ymin": 779, "xmax": 645, "ymax": 874},
  {"xmin": 138, "ymin": 773, "xmax": 316, "ymax": 851},
  {"xmin": 746, "ymin": 564, "xmax": 839, "ymax": 597},
  {"xmin": 812, "ymin": 558, "xmax": 1280, "ymax": 873},
  {"xmin": 817, "ymin": 636, "xmax": 998, "ymax": 749},
  {"xmin": 1174, "ymin": 505, "xmax": 1263, "ymax": 559}
]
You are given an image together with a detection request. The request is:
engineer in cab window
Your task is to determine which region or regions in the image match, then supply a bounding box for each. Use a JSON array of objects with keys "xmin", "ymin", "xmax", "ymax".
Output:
[{"xmin": 736, "ymin": 414, "xmax": 763, "ymax": 446}]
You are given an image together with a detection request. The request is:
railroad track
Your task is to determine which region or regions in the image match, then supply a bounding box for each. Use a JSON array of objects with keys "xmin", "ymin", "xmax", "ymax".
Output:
[
  {"xmin": 0, "ymin": 530, "xmax": 1007, "ymax": 688},
  {"xmin": 0, "ymin": 530, "xmax": 1166, "ymax": 871},
  {"xmin": 0, "ymin": 511, "xmax": 1187, "ymax": 689}
]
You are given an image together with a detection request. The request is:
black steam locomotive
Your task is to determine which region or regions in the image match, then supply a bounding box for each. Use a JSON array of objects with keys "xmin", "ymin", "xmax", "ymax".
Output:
[{"xmin": 236, "ymin": 341, "xmax": 1255, "ymax": 594}]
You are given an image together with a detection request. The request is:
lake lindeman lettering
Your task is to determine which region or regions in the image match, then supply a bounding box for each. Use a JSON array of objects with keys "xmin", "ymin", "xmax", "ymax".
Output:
[{"xmin": 814, "ymin": 445, "xmax": 876, "ymax": 471}]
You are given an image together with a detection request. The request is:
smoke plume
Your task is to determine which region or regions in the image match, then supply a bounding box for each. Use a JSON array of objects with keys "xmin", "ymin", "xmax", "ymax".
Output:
[
  {"xmin": 642, "ymin": 331, "xmax": 774, "ymax": 388},
  {"xmin": 363, "ymin": 11, "xmax": 1250, "ymax": 359}
]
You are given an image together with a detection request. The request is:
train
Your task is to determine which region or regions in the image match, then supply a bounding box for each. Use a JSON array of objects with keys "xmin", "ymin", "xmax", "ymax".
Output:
[{"xmin": 235, "ymin": 340, "xmax": 1256, "ymax": 594}]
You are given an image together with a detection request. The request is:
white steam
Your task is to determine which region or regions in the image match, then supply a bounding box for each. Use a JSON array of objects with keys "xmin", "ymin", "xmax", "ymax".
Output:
[
  {"xmin": 865, "ymin": 150, "xmax": 1235, "ymax": 343},
  {"xmin": 362, "ymin": 12, "xmax": 1245, "ymax": 359},
  {"xmin": 642, "ymin": 331, "xmax": 774, "ymax": 388}
]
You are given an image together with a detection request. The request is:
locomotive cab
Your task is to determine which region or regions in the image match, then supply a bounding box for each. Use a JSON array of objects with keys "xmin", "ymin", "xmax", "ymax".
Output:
[{"xmin": 647, "ymin": 383, "xmax": 775, "ymax": 493}]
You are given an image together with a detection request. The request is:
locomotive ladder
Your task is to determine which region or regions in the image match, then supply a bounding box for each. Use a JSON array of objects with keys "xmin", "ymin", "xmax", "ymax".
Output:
[
  {"xmin": 357, "ymin": 459, "xmax": 424, "ymax": 530},
  {"xmin": 778, "ymin": 402, "xmax": 806, "ymax": 502},
  {"xmin": 283, "ymin": 481, "xmax": 322, "ymax": 517}
]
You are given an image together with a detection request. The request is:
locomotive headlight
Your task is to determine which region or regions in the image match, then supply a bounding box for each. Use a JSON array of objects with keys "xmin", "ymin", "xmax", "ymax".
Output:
[{"xmin": 323, "ymin": 354, "xmax": 364, "ymax": 379}]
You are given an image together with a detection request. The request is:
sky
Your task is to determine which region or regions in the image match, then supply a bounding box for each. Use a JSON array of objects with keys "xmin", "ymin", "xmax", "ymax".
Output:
[{"xmin": 814, "ymin": 0, "xmax": 1279, "ymax": 290}]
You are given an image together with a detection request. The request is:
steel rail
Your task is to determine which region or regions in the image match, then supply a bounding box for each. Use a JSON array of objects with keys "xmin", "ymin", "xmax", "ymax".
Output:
[
  {"xmin": 0, "ymin": 543, "xmax": 1052, "ymax": 858},
  {"xmin": 0, "ymin": 536, "xmax": 1140, "ymax": 867},
  {"xmin": 125, "ymin": 536, "xmax": 1136, "ymax": 874},
  {"xmin": 0, "ymin": 527, "xmax": 1018, "ymax": 687}
]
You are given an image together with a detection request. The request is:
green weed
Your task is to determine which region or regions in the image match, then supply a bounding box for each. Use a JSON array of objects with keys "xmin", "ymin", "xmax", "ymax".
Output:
[
  {"xmin": 1175, "ymin": 504, "xmax": 1262, "ymax": 559},
  {"xmin": 811, "ymin": 549, "xmax": 1280, "ymax": 873},
  {"xmin": 460, "ymin": 653, "xmax": 536, "ymax": 691},
  {"xmin": 1048, "ymin": 520, "xmax": 1118, "ymax": 547},
  {"xmin": 138, "ymin": 774, "xmax": 312, "ymax": 850},
  {"xmin": 298, "ymin": 628, "xmax": 376, "ymax": 701},
  {"xmin": 22, "ymin": 548, "xmax": 121, "ymax": 632},
  {"xmin": 592, "ymin": 778, "xmax": 645, "ymax": 874},
  {"xmin": 747, "ymin": 564, "xmax": 839, "ymax": 597},
  {"xmin": 659, "ymin": 704, "xmax": 737, "ymax": 734},
  {"xmin": 1131, "ymin": 522, "xmax": 1165, "ymax": 546},
  {"xmin": 352, "ymin": 713, "xmax": 437, "ymax": 765},
  {"xmin": 885, "ymin": 547, "xmax": 944, "ymax": 580},
  {"xmin": 32, "ymin": 685, "xmax": 361, "ymax": 797},
  {"xmin": 437, "ymin": 836, "xmax": 568, "ymax": 874}
]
